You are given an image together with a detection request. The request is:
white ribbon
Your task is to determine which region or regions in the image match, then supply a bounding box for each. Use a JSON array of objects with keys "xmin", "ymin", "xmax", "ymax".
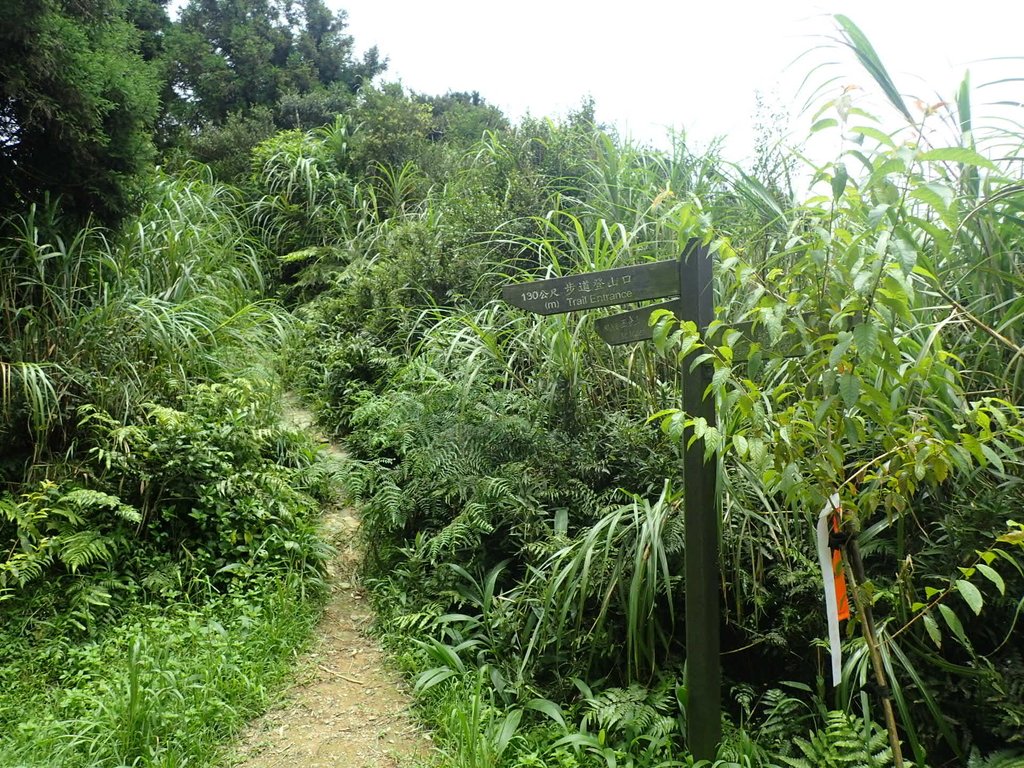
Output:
[{"xmin": 816, "ymin": 493, "xmax": 842, "ymax": 686}]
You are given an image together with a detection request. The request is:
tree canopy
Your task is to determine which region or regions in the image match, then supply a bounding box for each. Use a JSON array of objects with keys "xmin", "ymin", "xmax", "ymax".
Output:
[
  {"xmin": 167, "ymin": 0, "xmax": 385, "ymax": 128},
  {"xmin": 0, "ymin": 0, "xmax": 160, "ymax": 225}
]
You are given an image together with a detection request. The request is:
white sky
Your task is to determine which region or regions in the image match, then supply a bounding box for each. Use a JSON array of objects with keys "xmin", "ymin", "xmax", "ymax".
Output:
[{"xmin": 334, "ymin": 1, "xmax": 1023, "ymax": 162}]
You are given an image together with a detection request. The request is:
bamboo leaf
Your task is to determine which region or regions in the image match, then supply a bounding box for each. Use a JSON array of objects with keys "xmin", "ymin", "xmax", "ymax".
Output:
[{"xmin": 834, "ymin": 15, "xmax": 913, "ymax": 123}]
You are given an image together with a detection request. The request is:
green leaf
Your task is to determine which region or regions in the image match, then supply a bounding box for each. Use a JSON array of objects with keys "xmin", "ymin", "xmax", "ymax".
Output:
[
  {"xmin": 956, "ymin": 70, "xmax": 972, "ymax": 138},
  {"xmin": 493, "ymin": 708, "xmax": 523, "ymax": 757},
  {"xmin": 849, "ymin": 125, "xmax": 897, "ymax": 148},
  {"xmin": 922, "ymin": 612, "xmax": 942, "ymax": 648},
  {"xmin": 918, "ymin": 147, "xmax": 996, "ymax": 170},
  {"xmin": 414, "ymin": 666, "xmax": 457, "ymax": 692},
  {"xmin": 839, "ymin": 372, "xmax": 861, "ymax": 409},
  {"xmin": 748, "ymin": 437, "xmax": 767, "ymax": 466},
  {"xmin": 647, "ymin": 408, "xmax": 679, "ymax": 424},
  {"xmin": 937, "ymin": 604, "xmax": 970, "ymax": 648},
  {"xmin": 910, "ymin": 182, "xmax": 955, "ymax": 213},
  {"xmin": 853, "ymin": 321, "xmax": 879, "ymax": 360},
  {"xmin": 955, "ymin": 579, "xmax": 983, "ymax": 615},
  {"xmin": 975, "ymin": 563, "xmax": 1005, "ymax": 595},
  {"xmin": 829, "ymin": 331, "xmax": 855, "ymax": 368},
  {"xmin": 691, "ymin": 417, "xmax": 708, "ymax": 441},
  {"xmin": 979, "ymin": 443, "xmax": 1006, "ymax": 474},
  {"xmin": 997, "ymin": 529, "xmax": 1024, "ymax": 546},
  {"xmin": 651, "ymin": 311, "xmax": 679, "ymax": 351},
  {"xmin": 525, "ymin": 698, "xmax": 566, "ymax": 729},
  {"xmin": 831, "ymin": 163, "xmax": 848, "ymax": 201}
]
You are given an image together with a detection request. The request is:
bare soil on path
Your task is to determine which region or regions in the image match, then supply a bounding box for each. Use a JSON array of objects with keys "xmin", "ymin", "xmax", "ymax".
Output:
[{"xmin": 228, "ymin": 404, "xmax": 433, "ymax": 768}]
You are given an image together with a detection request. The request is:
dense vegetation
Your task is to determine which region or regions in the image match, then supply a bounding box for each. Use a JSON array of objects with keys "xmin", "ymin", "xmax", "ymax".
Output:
[{"xmin": 1, "ymin": 3, "xmax": 1023, "ymax": 767}]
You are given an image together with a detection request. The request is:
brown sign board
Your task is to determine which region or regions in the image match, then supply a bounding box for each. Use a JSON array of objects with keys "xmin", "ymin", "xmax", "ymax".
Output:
[
  {"xmin": 594, "ymin": 299, "xmax": 679, "ymax": 345},
  {"xmin": 597, "ymin": 304, "xmax": 809, "ymax": 365},
  {"xmin": 500, "ymin": 259, "xmax": 678, "ymax": 315},
  {"xmin": 597, "ymin": 301, "xmax": 754, "ymax": 357}
]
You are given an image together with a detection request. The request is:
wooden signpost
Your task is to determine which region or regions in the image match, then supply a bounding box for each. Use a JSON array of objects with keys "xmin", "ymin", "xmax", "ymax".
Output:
[
  {"xmin": 501, "ymin": 258, "xmax": 679, "ymax": 315},
  {"xmin": 501, "ymin": 239, "xmax": 722, "ymax": 760}
]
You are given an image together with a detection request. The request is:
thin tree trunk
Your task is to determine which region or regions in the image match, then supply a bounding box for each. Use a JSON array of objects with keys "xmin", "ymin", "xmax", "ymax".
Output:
[{"xmin": 844, "ymin": 535, "xmax": 905, "ymax": 768}]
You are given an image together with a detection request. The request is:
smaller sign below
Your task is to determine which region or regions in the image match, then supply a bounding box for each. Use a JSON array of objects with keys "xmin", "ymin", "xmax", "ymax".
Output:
[
  {"xmin": 595, "ymin": 299, "xmax": 679, "ymax": 345},
  {"xmin": 597, "ymin": 306, "xmax": 811, "ymax": 365},
  {"xmin": 501, "ymin": 259, "xmax": 678, "ymax": 315}
]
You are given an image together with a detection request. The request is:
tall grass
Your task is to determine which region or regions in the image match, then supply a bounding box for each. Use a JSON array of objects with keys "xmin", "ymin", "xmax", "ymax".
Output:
[{"xmin": 0, "ymin": 165, "xmax": 288, "ymax": 465}]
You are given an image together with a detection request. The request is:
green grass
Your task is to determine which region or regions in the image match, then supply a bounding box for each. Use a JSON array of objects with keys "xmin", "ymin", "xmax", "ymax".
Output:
[{"xmin": 0, "ymin": 573, "xmax": 323, "ymax": 767}]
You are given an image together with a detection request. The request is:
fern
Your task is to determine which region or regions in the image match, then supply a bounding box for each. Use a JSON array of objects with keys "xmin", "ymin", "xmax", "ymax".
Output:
[
  {"xmin": 61, "ymin": 488, "xmax": 141, "ymax": 524},
  {"xmin": 0, "ymin": 483, "xmax": 134, "ymax": 590},
  {"xmin": 365, "ymin": 477, "xmax": 412, "ymax": 532},
  {"xmin": 749, "ymin": 687, "xmax": 809, "ymax": 754},
  {"xmin": 968, "ymin": 750, "xmax": 1024, "ymax": 768},
  {"xmin": 427, "ymin": 502, "xmax": 495, "ymax": 560},
  {"xmin": 581, "ymin": 683, "xmax": 678, "ymax": 744},
  {"xmin": 0, "ymin": 550, "xmax": 50, "ymax": 591},
  {"xmin": 54, "ymin": 530, "xmax": 115, "ymax": 572},
  {"xmin": 781, "ymin": 711, "xmax": 892, "ymax": 768}
]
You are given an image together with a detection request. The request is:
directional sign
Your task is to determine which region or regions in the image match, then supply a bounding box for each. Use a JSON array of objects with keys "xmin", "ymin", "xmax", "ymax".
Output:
[
  {"xmin": 501, "ymin": 259, "xmax": 678, "ymax": 315},
  {"xmin": 594, "ymin": 300, "xmax": 679, "ymax": 345},
  {"xmin": 597, "ymin": 305, "xmax": 809, "ymax": 367},
  {"xmin": 596, "ymin": 301, "xmax": 757, "ymax": 355}
]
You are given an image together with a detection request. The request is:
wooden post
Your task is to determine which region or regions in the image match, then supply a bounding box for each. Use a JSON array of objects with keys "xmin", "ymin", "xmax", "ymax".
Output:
[
  {"xmin": 844, "ymin": 535, "xmax": 905, "ymax": 767},
  {"xmin": 679, "ymin": 239, "xmax": 721, "ymax": 759}
]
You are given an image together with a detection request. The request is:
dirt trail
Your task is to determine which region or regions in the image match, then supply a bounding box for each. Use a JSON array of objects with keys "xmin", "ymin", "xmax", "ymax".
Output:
[{"xmin": 228, "ymin": 404, "xmax": 432, "ymax": 768}]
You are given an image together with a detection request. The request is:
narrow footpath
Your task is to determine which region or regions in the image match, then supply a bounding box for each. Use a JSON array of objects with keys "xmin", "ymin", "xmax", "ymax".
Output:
[{"xmin": 229, "ymin": 405, "xmax": 433, "ymax": 768}]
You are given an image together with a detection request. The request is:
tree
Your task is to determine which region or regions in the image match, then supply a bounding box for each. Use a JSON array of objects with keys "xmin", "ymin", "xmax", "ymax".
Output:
[
  {"xmin": 419, "ymin": 91, "xmax": 509, "ymax": 147},
  {"xmin": 0, "ymin": 0, "xmax": 160, "ymax": 226},
  {"xmin": 168, "ymin": 0, "xmax": 384, "ymax": 127},
  {"xmin": 163, "ymin": 0, "xmax": 384, "ymax": 180}
]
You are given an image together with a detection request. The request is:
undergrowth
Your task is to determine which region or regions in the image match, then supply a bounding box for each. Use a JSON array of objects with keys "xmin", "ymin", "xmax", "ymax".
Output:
[{"xmin": 0, "ymin": 574, "xmax": 323, "ymax": 767}]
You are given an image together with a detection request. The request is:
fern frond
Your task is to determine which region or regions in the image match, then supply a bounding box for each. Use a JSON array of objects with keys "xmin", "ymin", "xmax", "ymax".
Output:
[
  {"xmin": 61, "ymin": 488, "xmax": 141, "ymax": 524},
  {"xmin": 54, "ymin": 530, "xmax": 115, "ymax": 572},
  {"xmin": 782, "ymin": 710, "xmax": 892, "ymax": 768},
  {"xmin": 427, "ymin": 503, "xmax": 494, "ymax": 559},
  {"xmin": 968, "ymin": 750, "xmax": 1024, "ymax": 768}
]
